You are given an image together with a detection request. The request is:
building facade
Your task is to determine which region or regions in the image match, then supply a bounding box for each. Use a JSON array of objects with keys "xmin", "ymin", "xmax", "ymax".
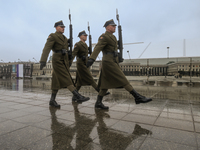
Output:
[{"xmin": 2, "ymin": 56, "xmax": 200, "ymax": 79}]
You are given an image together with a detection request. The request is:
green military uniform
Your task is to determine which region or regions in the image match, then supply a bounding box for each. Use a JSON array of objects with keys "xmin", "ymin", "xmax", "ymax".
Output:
[
  {"xmin": 40, "ymin": 31, "xmax": 74, "ymax": 91},
  {"xmin": 90, "ymin": 31, "xmax": 129, "ymax": 89},
  {"xmin": 88, "ymin": 19, "xmax": 152, "ymax": 109},
  {"xmin": 71, "ymin": 41, "xmax": 97, "ymax": 88}
]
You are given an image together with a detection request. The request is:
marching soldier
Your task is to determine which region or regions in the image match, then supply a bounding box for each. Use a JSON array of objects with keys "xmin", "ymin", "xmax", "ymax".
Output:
[
  {"xmin": 70, "ymin": 31, "xmax": 109, "ymax": 101},
  {"xmin": 40, "ymin": 20, "xmax": 90, "ymax": 108},
  {"xmin": 86, "ymin": 19, "xmax": 152, "ymax": 110}
]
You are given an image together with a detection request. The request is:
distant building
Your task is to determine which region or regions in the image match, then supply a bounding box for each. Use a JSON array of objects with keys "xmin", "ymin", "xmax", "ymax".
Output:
[
  {"xmin": 2, "ymin": 56, "xmax": 200, "ymax": 79},
  {"xmin": 0, "ymin": 62, "xmax": 34, "ymax": 79}
]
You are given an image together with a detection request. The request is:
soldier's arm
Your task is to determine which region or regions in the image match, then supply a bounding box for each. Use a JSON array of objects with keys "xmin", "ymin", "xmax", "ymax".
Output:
[
  {"xmin": 70, "ymin": 43, "xmax": 79, "ymax": 64},
  {"xmin": 89, "ymin": 35, "xmax": 107, "ymax": 61},
  {"xmin": 40, "ymin": 34, "xmax": 55, "ymax": 62}
]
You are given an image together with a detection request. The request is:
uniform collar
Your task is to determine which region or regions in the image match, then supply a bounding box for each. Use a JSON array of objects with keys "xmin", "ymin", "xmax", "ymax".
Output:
[
  {"xmin": 105, "ymin": 31, "xmax": 116, "ymax": 43},
  {"xmin": 79, "ymin": 40, "xmax": 87, "ymax": 48},
  {"xmin": 105, "ymin": 31, "xmax": 113, "ymax": 35},
  {"xmin": 55, "ymin": 31, "xmax": 65, "ymax": 41}
]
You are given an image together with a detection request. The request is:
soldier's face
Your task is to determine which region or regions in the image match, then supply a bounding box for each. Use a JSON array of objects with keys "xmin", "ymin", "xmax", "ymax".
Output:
[
  {"xmin": 80, "ymin": 35, "xmax": 87, "ymax": 41},
  {"xmin": 56, "ymin": 26, "xmax": 65, "ymax": 33},
  {"xmin": 106, "ymin": 25, "xmax": 116, "ymax": 33}
]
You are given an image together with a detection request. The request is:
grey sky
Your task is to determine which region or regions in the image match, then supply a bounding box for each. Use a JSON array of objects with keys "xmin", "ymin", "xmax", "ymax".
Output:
[{"xmin": 0, "ymin": 0, "xmax": 200, "ymax": 62}]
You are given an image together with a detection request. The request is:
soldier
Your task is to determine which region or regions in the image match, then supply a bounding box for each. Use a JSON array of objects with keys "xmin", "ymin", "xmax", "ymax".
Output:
[
  {"xmin": 40, "ymin": 20, "xmax": 90, "ymax": 108},
  {"xmin": 86, "ymin": 19, "xmax": 152, "ymax": 110},
  {"xmin": 70, "ymin": 31, "xmax": 109, "ymax": 102}
]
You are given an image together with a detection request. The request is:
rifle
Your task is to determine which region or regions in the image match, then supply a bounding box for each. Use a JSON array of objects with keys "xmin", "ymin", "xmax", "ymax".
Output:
[
  {"xmin": 116, "ymin": 9, "xmax": 124, "ymax": 63},
  {"xmin": 68, "ymin": 9, "xmax": 73, "ymax": 60},
  {"xmin": 88, "ymin": 22, "xmax": 92, "ymax": 55}
]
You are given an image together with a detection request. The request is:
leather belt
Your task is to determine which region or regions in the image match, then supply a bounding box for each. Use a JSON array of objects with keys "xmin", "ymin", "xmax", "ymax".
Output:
[
  {"xmin": 77, "ymin": 56, "xmax": 87, "ymax": 61},
  {"xmin": 103, "ymin": 51, "xmax": 118, "ymax": 57},
  {"xmin": 53, "ymin": 50, "xmax": 66, "ymax": 53},
  {"xmin": 77, "ymin": 56, "xmax": 87, "ymax": 59}
]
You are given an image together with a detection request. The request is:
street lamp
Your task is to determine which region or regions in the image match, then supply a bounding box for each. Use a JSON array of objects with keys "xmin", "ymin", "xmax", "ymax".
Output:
[
  {"xmin": 167, "ymin": 47, "xmax": 170, "ymax": 58},
  {"xmin": 127, "ymin": 51, "xmax": 131, "ymax": 59}
]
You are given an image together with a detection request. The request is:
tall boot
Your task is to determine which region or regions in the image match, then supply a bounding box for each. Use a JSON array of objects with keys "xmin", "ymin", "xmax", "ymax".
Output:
[
  {"xmin": 72, "ymin": 90, "xmax": 78, "ymax": 102},
  {"xmin": 95, "ymin": 88, "xmax": 110, "ymax": 96},
  {"xmin": 72, "ymin": 94, "xmax": 77, "ymax": 101},
  {"xmin": 72, "ymin": 90, "xmax": 90, "ymax": 103},
  {"xmin": 95, "ymin": 95, "xmax": 109, "ymax": 110},
  {"xmin": 49, "ymin": 93, "xmax": 60, "ymax": 108},
  {"xmin": 72, "ymin": 87, "xmax": 81, "ymax": 102},
  {"xmin": 130, "ymin": 89, "xmax": 152, "ymax": 104}
]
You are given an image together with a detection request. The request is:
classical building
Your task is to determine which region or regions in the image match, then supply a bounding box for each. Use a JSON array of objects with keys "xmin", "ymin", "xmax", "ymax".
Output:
[
  {"xmin": 0, "ymin": 62, "xmax": 34, "ymax": 79},
  {"xmin": 2, "ymin": 56, "xmax": 200, "ymax": 79},
  {"xmin": 120, "ymin": 57, "xmax": 200, "ymax": 77}
]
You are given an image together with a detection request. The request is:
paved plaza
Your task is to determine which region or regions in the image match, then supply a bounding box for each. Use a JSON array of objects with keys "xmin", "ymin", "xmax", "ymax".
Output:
[{"xmin": 0, "ymin": 79, "xmax": 200, "ymax": 150}]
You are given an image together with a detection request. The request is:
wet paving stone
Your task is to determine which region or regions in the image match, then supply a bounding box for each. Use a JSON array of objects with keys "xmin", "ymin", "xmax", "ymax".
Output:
[
  {"xmin": 195, "ymin": 122, "xmax": 200, "ymax": 133},
  {"xmin": 0, "ymin": 110, "xmax": 31, "ymax": 119},
  {"xmin": 155, "ymin": 117, "xmax": 194, "ymax": 131},
  {"xmin": 197, "ymin": 133, "xmax": 200, "ymax": 149},
  {"xmin": 0, "ymin": 117, "xmax": 8, "ymax": 123},
  {"xmin": 110, "ymin": 120, "xmax": 153, "ymax": 135},
  {"xmin": 26, "ymin": 135, "xmax": 53, "ymax": 150},
  {"xmin": 12, "ymin": 114, "xmax": 50, "ymax": 125},
  {"xmin": 150, "ymin": 126, "xmax": 196, "ymax": 146},
  {"xmin": 1, "ymin": 79, "xmax": 200, "ymax": 149},
  {"xmin": 163, "ymin": 104, "xmax": 192, "ymax": 115},
  {"xmin": 19, "ymin": 106, "xmax": 46, "ymax": 113},
  {"xmin": 8, "ymin": 103, "xmax": 32, "ymax": 109},
  {"xmin": 122, "ymin": 113, "xmax": 157, "ymax": 125},
  {"xmin": 109, "ymin": 103, "xmax": 136, "ymax": 113},
  {"xmin": 93, "ymin": 126, "xmax": 146, "ymax": 150},
  {"xmin": 0, "ymin": 126, "xmax": 51, "ymax": 147},
  {"xmin": 192, "ymin": 106, "xmax": 200, "ymax": 116},
  {"xmin": 131, "ymin": 108, "xmax": 161, "ymax": 117},
  {"xmin": 194, "ymin": 115, "xmax": 200, "ymax": 123},
  {"xmin": 105, "ymin": 110, "xmax": 127, "ymax": 120},
  {"xmin": 0, "ymin": 107, "xmax": 15, "ymax": 114},
  {"xmin": 0, "ymin": 120, "xmax": 28, "ymax": 136},
  {"xmin": 139, "ymin": 137, "xmax": 197, "ymax": 150},
  {"xmin": 160, "ymin": 111, "xmax": 193, "ymax": 121}
]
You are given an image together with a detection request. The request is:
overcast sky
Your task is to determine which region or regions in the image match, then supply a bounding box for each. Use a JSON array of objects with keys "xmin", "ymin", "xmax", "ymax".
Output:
[{"xmin": 0, "ymin": 0, "xmax": 200, "ymax": 62}]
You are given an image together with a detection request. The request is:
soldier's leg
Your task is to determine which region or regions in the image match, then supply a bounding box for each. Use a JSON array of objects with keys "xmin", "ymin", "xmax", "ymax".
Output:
[
  {"xmin": 67, "ymin": 85, "xmax": 90, "ymax": 103},
  {"xmin": 124, "ymin": 84, "xmax": 152, "ymax": 104},
  {"xmin": 72, "ymin": 86, "xmax": 81, "ymax": 101},
  {"xmin": 95, "ymin": 89, "xmax": 109, "ymax": 110},
  {"xmin": 49, "ymin": 90, "xmax": 60, "ymax": 108},
  {"xmin": 76, "ymin": 86, "xmax": 81, "ymax": 91},
  {"xmin": 91, "ymin": 82, "xmax": 110, "ymax": 96}
]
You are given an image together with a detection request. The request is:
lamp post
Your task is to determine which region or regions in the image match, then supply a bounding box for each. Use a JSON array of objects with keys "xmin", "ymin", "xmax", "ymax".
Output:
[
  {"xmin": 127, "ymin": 51, "xmax": 131, "ymax": 59},
  {"xmin": 167, "ymin": 47, "xmax": 170, "ymax": 58}
]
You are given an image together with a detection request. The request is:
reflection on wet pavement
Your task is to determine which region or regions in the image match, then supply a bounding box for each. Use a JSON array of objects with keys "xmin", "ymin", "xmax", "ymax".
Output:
[{"xmin": 0, "ymin": 79, "xmax": 200, "ymax": 149}]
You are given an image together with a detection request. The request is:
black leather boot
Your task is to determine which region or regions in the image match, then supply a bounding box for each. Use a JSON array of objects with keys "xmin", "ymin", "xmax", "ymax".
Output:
[
  {"xmin": 49, "ymin": 93, "xmax": 60, "ymax": 108},
  {"xmin": 95, "ymin": 88, "xmax": 110, "ymax": 96},
  {"xmin": 130, "ymin": 89, "xmax": 152, "ymax": 104},
  {"xmin": 72, "ymin": 95, "xmax": 76, "ymax": 101},
  {"xmin": 72, "ymin": 90, "xmax": 90, "ymax": 103},
  {"xmin": 95, "ymin": 95, "xmax": 109, "ymax": 110}
]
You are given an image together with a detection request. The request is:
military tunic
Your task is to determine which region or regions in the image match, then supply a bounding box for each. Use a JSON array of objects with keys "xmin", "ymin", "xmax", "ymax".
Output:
[
  {"xmin": 71, "ymin": 41, "xmax": 96, "ymax": 87},
  {"xmin": 89, "ymin": 31, "xmax": 129, "ymax": 89},
  {"xmin": 40, "ymin": 31, "xmax": 74, "ymax": 90}
]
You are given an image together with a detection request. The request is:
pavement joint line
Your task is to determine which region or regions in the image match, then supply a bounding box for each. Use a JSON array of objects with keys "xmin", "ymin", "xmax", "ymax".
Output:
[{"xmin": 189, "ymin": 98, "xmax": 199, "ymax": 149}]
